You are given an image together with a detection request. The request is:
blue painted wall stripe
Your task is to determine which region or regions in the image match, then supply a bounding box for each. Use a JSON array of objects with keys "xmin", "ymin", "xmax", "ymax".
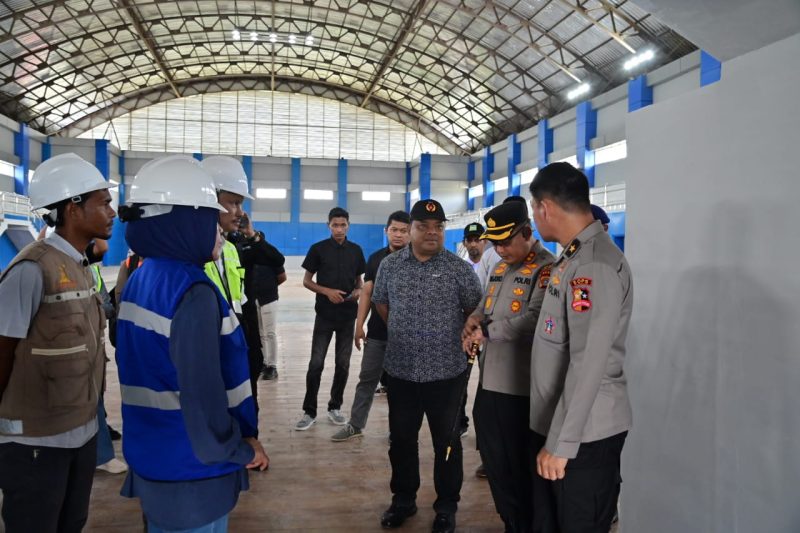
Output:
[
  {"xmin": 192, "ymin": 152, "xmax": 203, "ymax": 161},
  {"xmin": 628, "ymin": 75, "xmax": 653, "ymax": 112},
  {"xmin": 482, "ymin": 146, "xmax": 495, "ymax": 207},
  {"xmin": 537, "ymin": 120, "xmax": 553, "ymax": 169},
  {"xmin": 290, "ymin": 158, "xmax": 301, "ymax": 224},
  {"xmin": 576, "ymin": 101, "xmax": 597, "ymax": 187},
  {"xmin": 700, "ymin": 50, "xmax": 722, "ymax": 87},
  {"xmin": 242, "ymin": 155, "xmax": 253, "ymax": 214},
  {"xmin": 419, "ymin": 153, "xmax": 432, "ymax": 200},
  {"xmin": 405, "ymin": 162, "xmax": 411, "ymax": 212},
  {"xmin": 337, "ymin": 158, "xmax": 348, "ymax": 208},
  {"xmin": 95, "ymin": 139, "xmax": 110, "ymax": 180},
  {"xmin": 41, "ymin": 136, "xmax": 51, "ymax": 162},
  {"xmin": 507, "ymin": 133, "xmax": 521, "ymax": 197},
  {"xmin": 13, "ymin": 123, "xmax": 29, "ymax": 196},
  {"xmin": 466, "ymin": 160, "xmax": 476, "ymax": 211}
]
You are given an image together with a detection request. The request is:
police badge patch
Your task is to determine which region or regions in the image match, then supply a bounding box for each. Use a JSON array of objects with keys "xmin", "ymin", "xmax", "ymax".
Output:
[{"xmin": 571, "ymin": 287, "xmax": 592, "ymax": 312}]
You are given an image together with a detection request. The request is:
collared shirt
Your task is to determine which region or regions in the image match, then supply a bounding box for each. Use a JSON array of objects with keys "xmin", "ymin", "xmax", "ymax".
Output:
[
  {"xmin": 372, "ymin": 246, "xmax": 482, "ymax": 383},
  {"xmin": 476, "ymin": 245, "xmax": 502, "ymax": 289},
  {"xmin": 0, "ymin": 232, "xmax": 97, "ymax": 447},
  {"xmin": 302, "ymin": 237, "xmax": 366, "ymax": 322},
  {"xmin": 530, "ymin": 220, "xmax": 633, "ymax": 459}
]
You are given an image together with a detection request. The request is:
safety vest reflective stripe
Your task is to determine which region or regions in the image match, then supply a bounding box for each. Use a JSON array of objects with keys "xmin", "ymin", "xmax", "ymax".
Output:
[
  {"xmin": 41, "ymin": 287, "xmax": 97, "ymax": 303},
  {"xmin": 119, "ymin": 301, "xmax": 240, "ymax": 337},
  {"xmin": 226, "ymin": 379, "xmax": 252, "ymax": 408},
  {"xmin": 121, "ymin": 380, "xmax": 251, "ymax": 411},
  {"xmin": 118, "ymin": 302, "xmax": 172, "ymax": 337},
  {"xmin": 121, "ymin": 385, "xmax": 181, "ymax": 410},
  {"xmin": 30, "ymin": 345, "xmax": 88, "ymax": 356}
]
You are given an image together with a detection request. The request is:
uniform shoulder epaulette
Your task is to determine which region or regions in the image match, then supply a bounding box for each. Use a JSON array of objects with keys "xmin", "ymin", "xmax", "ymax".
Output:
[{"xmin": 564, "ymin": 238, "xmax": 581, "ymax": 258}]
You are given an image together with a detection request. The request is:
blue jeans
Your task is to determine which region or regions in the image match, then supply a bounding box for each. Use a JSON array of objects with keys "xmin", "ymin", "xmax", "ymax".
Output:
[
  {"xmin": 96, "ymin": 396, "xmax": 114, "ymax": 466},
  {"xmin": 147, "ymin": 514, "xmax": 229, "ymax": 533}
]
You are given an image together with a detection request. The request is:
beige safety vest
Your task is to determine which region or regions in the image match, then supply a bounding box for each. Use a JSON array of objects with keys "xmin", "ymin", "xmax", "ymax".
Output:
[{"xmin": 0, "ymin": 240, "xmax": 106, "ymax": 437}]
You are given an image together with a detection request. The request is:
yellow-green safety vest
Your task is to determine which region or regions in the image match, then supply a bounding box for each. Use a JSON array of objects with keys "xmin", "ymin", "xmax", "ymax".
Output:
[{"xmin": 204, "ymin": 240, "xmax": 245, "ymax": 313}]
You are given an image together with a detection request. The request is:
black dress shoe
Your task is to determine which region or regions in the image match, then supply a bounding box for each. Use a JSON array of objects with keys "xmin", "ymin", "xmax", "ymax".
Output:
[
  {"xmin": 432, "ymin": 513, "xmax": 455, "ymax": 533},
  {"xmin": 380, "ymin": 503, "xmax": 417, "ymax": 528}
]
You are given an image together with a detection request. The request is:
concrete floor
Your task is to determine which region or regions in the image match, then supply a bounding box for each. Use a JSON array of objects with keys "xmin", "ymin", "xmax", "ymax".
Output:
[{"xmin": 2, "ymin": 266, "xmax": 620, "ymax": 532}]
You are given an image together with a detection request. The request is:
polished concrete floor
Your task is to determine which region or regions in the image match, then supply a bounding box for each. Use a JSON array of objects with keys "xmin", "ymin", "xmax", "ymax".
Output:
[
  {"xmin": 86, "ymin": 267, "xmax": 504, "ymax": 532},
  {"xmin": 2, "ymin": 266, "xmax": 621, "ymax": 532}
]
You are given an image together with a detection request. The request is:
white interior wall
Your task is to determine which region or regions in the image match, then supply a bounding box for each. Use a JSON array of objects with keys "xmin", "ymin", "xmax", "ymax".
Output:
[{"xmin": 622, "ymin": 32, "xmax": 800, "ymax": 533}]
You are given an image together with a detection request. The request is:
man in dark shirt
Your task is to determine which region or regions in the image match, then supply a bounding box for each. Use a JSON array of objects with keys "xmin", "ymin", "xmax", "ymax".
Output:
[
  {"xmin": 295, "ymin": 207, "xmax": 366, "ymax": 431},
  {"xmin": 236, "ymin": 213, "xmax": 286, "ymax": 388},
  {"xmin": 372, "ymin": 199, "xmax": 483, "ymax": 533},
  {"xmin": 330, "ymin": 210, "xmax": 411, "ymax": 442}
]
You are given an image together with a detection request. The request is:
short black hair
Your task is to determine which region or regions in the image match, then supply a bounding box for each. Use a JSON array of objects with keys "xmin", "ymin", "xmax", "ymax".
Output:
[
  {"xmin": 386, "ymin": 210, "xmax": 410, "ymax": 227},
  {"xmin": 328, "ymin": 207, "xmax": 349, "ymax": 222},
  {"xmin": 528, "ymin": 162, "xmax": 591, "ymax": 213}
]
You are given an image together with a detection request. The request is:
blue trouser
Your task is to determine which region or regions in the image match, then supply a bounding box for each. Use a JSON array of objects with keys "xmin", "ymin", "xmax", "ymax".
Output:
[{"xmin": 96, "ymin": 396, "xmax": 114, "ymax": 466}]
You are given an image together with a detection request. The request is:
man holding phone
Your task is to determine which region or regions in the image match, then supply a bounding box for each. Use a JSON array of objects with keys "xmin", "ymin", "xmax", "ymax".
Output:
[{"xmin": 295, "ymin": 207, "xmax": 366, "ymax": 431}]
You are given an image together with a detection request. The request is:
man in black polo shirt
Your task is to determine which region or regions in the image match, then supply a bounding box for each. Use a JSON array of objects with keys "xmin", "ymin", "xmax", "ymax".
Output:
[
  {"xmin": 295, "ymin": 207, "xmax": 366, "ymax": 431},
  {"xmin": 330, "ymin": 210, "xmax": 411, "ymax": 442}
]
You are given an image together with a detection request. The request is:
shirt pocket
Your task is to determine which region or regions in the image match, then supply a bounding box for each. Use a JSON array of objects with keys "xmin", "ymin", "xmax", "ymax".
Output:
[
  {"xmin": 537, "ymin": 293, "xmax": 567, "ymax": 345},
  {"xmin": 29, "ymin": 346, "xmax": 93, "ymax": 409}
]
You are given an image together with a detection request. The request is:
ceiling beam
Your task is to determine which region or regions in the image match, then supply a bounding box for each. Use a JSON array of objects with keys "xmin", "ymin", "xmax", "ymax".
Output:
[
  {"xmin": 554, "ymin": 0, "xmax": 636, "ymax": 54},
  {"xmin": 361, "ymin": 0, "xmax": 429, "ymax": 107},
  {"xmin": 115, "ymin": 0, "xmax": 182, "ymax": 98}
]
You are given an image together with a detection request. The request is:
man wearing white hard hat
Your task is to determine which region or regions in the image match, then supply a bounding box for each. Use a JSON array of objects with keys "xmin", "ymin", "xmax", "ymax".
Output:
[
  {"xmin": 199, "ymin": 156, "xmax": 268, "ymax": 408},
  {"xmin": 116, "ymin": 155, "xmax": 268, "ymax": 532},
  {"xmin": 0, "ymin": 153, "xmax": 116, "ymax": 532}
]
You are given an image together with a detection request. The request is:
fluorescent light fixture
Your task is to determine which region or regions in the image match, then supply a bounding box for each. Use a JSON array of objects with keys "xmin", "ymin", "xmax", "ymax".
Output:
[
  {"xmin": 269, "ymin": 33, "xmax": 277, "ymax": 43},
  {"xmin": 305, "ymin": 35, "xmax": 314, "ymax": 45},
  {"xmin": 493, "ymin": 176, "xmax": 508, "ymax": 192},
  {"xmin": 520, "ymin": 168, "xmax": 538, "ymax": 185},
  {"xmin": 556, "ymin": 155, "xmax": 578, "ymax": 168},
  {"xmin": 362, "ymin": 191, "xmax": 390, "ymax": 202},
  {"xmin": 468, "ymin": 184, "xmax": 484, "ymax": 199},
  {"xmin": 304, "ymin": 189, "xmax": 333, "ymax": 200},
  {"xmin": 288, "ymin": 34, "xmax": 297, "ymax": 44},
  {"xmin": 250, "ymin": 32, "xmax": 258, "ymax": 41},
  {"xmin": 594, "ymin": 141, "xmax": 628, "ymax": 165},
  {"xmin": 232, "ymin": 29, "xmax": 240, "ymax": 40},
  {"xmin": 567, "ymin": 83, "xmax": 590, "ymax": 100},
  {"xmin": 256, "ymin": 188, "xmax": 287, "ymax": 199},
  {"xmin": 0, "ymin": 159, "xmax": 16, "ymax": 177},
  {"xmin": 623, "ymin": 49, "xmax": 655, "ymax": 71},
  {"xmin": 409, "ymin": 187, "xmax": 420, "ymax": 203}
]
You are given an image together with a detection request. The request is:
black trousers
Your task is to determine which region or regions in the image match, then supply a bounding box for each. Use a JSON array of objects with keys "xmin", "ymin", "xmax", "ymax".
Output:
[
  {"xmin": 302, "ymin": 315, "xmax": 355, "ymax": 418},
  {"xmin": 530, "ymin": 430, "xmax": 626, "ymax": 533},
  {"xmin": 386, "ymin": 372, "xmax": 465, "ymax": 515},
  {"xmin": 0, "ymin": 435, "xmax": 97, "ymax": 533},
  {"xmin": 473, "ymin": 386, "xmax": 533, "ymax": 533},
  {"xmin": 241, "ymin": 302, "xmax": 265, "ymax": 411}
]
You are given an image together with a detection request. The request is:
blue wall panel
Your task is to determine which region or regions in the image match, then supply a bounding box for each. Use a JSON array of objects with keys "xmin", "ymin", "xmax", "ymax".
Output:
[
  {"xmin": 700, "ymin": 50, "xmax": 722, "ymax": 87},
  {"xmin": 444, "ymin": 228, "xmax": 462, "ymax": 255},
  {"xmin": 0, "ymin": 232, "xmax": 18, "ymax": 269}
]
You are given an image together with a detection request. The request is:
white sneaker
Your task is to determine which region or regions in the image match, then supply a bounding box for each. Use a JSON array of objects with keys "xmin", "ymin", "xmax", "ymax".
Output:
[
  {"xmin": 327, "ymin": 409, "xmax": 347, "ymax": 425},
  {"xmin": 96, "ymin": 458, "xmax": 128, "ymax": 474},
  {"xmin": 294, "ymin": 413, "xmax": 316, "ymax": 431}
]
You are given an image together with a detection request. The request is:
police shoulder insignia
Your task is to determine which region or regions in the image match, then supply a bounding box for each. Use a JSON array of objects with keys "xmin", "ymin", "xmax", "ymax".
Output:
[
  {"xmin": 571, "ymin": 287, "xmax": 592, "ymax": 312},
  {"xmin": 564, "ymin": 239, "xmax": 581, "ymax": 258},
  {"xmin": 570, "ymin": 277, "xmax": 592, "ymax": 287},
  {"xmin": 512, "ymin": 287, "xmax": 524, "ymax": 296},
  {"xmin": 510, "ymin": 300, "xmax": 522, "ymax": 313}
]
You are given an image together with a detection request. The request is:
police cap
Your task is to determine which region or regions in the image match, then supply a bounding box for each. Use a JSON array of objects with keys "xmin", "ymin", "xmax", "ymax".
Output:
[{"xmin": 481, "ymin": 201, "xmax": 530, "ymax": 241}]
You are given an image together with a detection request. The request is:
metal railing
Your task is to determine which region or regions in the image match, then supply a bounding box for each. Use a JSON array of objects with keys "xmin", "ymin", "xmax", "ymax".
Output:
[{"xmin": 0, "ymin": 191, "xmax": 35, "ymax": 221}]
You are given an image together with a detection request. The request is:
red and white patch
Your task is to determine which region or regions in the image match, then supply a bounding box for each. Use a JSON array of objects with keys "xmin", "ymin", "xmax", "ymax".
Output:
[{"xmin": 571, "ymin": 287, "xmax": 592, "ymax": 312}]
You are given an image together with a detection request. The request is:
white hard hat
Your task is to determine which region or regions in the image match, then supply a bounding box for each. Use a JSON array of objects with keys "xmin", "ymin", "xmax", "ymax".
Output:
[
  {"xmin": 127, "ymin": 155, "xmax": 226, "ymax": 212},
  {"xmin": 200, "ymin": 155, "xmax": 253, "ymax": 200},
  {"xmin": 29, "ymin": 153, "xmax": 112, "ymax": 210}
]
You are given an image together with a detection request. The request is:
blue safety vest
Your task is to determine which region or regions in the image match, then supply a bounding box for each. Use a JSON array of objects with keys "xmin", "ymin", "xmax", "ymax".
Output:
[{"xmin": 116, "ymin": 257, "xmax": 257, "ymax": 482}]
